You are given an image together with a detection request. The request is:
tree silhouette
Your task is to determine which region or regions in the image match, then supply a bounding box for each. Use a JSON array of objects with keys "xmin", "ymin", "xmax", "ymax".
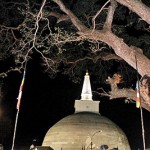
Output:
[{"xmin": 0, "ymin": 0, "xmax": 150, "ymax": 110}]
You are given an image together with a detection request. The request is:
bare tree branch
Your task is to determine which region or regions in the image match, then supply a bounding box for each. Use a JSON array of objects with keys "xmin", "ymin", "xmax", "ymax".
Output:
[
  {"xmin": 105, "ymin": 74, "xmax": 150, "ymax": 111},
  {"xmin": 45, "ymin": 12, "xmax": 69, "ymax": 23},
  {"xmin": 92, "ymin": 0, "xmax": 110, "ymax": 31},
  {"xmin": 78, "ymin": 30, "xmax": 150, "ymax": 77},
  {"xmin": 103, "ymin": 0, "xmax": 117, "ymax": 30},
  {"xmin": 51, "ymin": 1, "xmax": 150, "ymax": 77},
  {"xmin": 116, "ymin": 0, "xmax": 150, "ymax": 24},
  {"xmin": 52, "ymin": 0, "xmax": 88, "ymax": 31}
]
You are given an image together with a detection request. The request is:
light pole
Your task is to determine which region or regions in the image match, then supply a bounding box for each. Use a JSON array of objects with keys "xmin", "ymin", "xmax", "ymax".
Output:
[{"xmin": 90, "ymin": 130, "xmax": 102, "ymax": 150}]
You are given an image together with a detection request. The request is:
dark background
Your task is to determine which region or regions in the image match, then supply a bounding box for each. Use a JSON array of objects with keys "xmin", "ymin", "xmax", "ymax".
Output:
[
  {"xmin": 0, "ymin": 0, "xmax": 149, "ymax": 150},
  {"xmin": 1, "ymin": 57, "xmax": 150, "ymax": 150}
]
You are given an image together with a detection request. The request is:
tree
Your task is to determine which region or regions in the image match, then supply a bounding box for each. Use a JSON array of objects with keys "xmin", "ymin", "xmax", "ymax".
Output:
[{"xmin": 0, "ymin": 0, "xmax": 150, "ymax": 111}]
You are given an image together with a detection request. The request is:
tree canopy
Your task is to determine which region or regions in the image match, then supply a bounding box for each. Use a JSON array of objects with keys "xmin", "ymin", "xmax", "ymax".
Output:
[{"xmin": 0, "ymin": 0, "xmax": 150, "ymax": 111}]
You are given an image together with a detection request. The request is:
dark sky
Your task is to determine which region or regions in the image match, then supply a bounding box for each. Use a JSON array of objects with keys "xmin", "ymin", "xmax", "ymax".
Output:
[
  {"xmin": 1, "ymin": 57, "xmax": 150, "ymax": 150},
  {"xmin": 0, "ymin": 0, "xmax": 149, "ymax": 150}
]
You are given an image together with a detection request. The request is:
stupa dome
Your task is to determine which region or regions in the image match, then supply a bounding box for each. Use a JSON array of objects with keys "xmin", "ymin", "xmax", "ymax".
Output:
[
  {"xmin": 42, "ymin": 112, "xmax": 130, "ymax": 150},
  {"xmin": 42, "ymin": 72, "xmax": 130, "ymax": 150}
]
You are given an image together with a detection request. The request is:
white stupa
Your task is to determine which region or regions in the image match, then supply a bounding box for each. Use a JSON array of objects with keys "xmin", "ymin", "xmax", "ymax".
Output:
[
  {"xmin": 42, "ymin": 71, "xmax": 131, "ymax": 150},
  {"xmin": 75, "ymin": 70, "xmax": 99, "ymax": 113}
]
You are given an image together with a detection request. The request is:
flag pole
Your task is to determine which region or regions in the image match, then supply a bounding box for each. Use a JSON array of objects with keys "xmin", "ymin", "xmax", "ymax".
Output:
[
  {"xmin": 11, "ymin": 110, "xmax": 19, "ymax": 150},
  {"xmin": 135, "ymin": 54, "xmax": 146, "ymax": 150},
  {"xmin": 11, "ymin": 62, "xmax": 27, "ymax": 150}
]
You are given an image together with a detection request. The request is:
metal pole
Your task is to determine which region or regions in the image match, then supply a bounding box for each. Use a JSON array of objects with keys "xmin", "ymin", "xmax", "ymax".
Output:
[
  {"xmin": 90, "ymin": 141, "xmax": 92, "ymax": 150},
  {"xmin": 11, "ymin": 110, "xmax": 19, "ymax": 150},
  {"xmin": 135, "ymin": 54, "xmax": 146, "ymax": 150},
  {"xmin": 90, "ymin": 130, "xmax": 102, "ymax": 150}
]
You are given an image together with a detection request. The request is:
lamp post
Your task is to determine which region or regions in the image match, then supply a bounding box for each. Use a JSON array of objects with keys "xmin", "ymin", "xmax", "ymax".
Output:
[{"xmin": 90, "ymin": 130, "xmax": 102, "ymax": 150}]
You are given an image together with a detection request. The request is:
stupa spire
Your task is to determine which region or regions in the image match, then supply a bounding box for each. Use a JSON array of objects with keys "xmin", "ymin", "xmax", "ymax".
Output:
[
  {"xmin": 74, "ymin": 70, "xmax": 100, "ymax": 113},
  {"xmin": 81, "ymin": 70, "xmax": 92, "ymax": 100}
]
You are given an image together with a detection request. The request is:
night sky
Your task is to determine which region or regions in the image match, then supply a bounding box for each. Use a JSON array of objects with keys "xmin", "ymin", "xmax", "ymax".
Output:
[
  {"xmin": 1, "ymin": 56, "xmax": 150, "ymax": 150},
  {"xmin": 0, "ymin": 0, "xmax": 149, "ymax": 150}
]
